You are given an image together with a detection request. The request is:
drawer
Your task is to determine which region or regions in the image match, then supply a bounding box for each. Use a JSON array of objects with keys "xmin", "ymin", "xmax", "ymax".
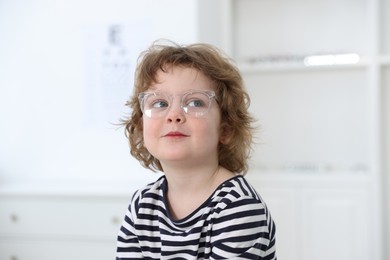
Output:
[
  {"xmin": 0, "ymin": 238, "xmax": 116, "ymax": 260},
  {"xmin": 0, "ymin": 196, "xmax": 129, "ymax": 239}
]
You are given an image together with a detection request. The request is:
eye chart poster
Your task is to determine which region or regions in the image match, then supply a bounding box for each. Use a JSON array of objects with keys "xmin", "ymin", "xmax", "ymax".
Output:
[{"xmin": 83, "ymin": 22, "xmax": 153, "ymax": 128}]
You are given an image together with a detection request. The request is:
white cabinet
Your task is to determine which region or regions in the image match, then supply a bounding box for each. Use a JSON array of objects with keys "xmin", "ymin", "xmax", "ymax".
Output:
[
  {"xmin": 247, "ymin": 174, "xmax": 374, "ymax": 260},
  {"xmin": 197, "ymin": 0, "xmax": 385, "ymax": 259},
  {"xmin": 0, "ymin": 194, "xmax": 129, "ymax": 260}
]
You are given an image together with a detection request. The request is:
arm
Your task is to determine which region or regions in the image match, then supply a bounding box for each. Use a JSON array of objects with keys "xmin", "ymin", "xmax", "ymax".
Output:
[{"xmin": 210, "ymin": 197, "xmax": 277, "ymax": 260}]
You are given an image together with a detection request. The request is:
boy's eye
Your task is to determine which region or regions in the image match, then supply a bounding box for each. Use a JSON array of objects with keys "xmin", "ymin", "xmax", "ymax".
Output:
[
  {"xmin": 187, "ymin": 99, "xmax": 205, "ymax": 107},
  {"xmin": 151, "ymin": 100, "xmax": 169, "ymax": 108}
]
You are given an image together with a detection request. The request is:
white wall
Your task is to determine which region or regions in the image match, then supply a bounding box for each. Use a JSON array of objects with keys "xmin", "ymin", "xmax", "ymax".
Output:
[{"xmin": 0, "ymin": 0, "xmax": 198, "ymax": 189}]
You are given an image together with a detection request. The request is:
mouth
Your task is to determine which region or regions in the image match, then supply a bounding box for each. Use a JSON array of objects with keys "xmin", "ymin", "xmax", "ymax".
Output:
[{"xmin": 164, "ymin": 131, "xmax": 189, "ymax": 137}]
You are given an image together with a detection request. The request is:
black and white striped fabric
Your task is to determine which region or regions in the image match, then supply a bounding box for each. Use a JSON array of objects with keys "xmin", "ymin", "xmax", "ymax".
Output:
[{"xmin": 117, "ymin": 175, "xmax": 277, "ymax": 260}]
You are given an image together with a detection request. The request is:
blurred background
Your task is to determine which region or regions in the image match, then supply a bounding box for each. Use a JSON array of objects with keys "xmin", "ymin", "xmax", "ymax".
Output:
[{"xmin": 0, "ymin": 0, "xmax": 388, "ymax": 259}]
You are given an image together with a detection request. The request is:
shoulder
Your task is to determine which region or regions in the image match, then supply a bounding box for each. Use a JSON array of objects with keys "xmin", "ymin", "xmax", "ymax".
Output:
[
  {"xmin": 210, "ymin": 175, "xmax": 273, "ymax": 224},
  {"xmin": 130, "ymin": 175, "xmax": 166, "ymax": 213},
  {"xmin": 208, "ymin": 176, "xmax": 277, "ymax": 258},
  {"xmin": 212, "ymin": 175, "xmax": 264, "ymax": 208}
]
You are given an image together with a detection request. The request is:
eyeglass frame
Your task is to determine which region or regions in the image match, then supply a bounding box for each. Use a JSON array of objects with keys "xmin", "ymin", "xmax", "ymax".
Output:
[{"xmin": 138, "ymin": 89, "xmax": 217, "ymax": 118}]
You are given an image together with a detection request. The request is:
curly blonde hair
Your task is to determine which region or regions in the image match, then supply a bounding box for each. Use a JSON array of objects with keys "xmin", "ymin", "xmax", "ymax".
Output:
[{"xmin": 122, "ymin": 40, "xmax": 255, "ymax": 174}]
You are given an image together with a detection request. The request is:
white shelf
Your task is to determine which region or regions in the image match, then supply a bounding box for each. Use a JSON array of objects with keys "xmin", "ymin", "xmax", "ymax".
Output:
[
  {"xmin": 0, "ymin": 184, "xmax": 134, "ymax": 197},
  {"xmin": 230, "ymin": 0, "xmax": 371, "ymax": 60},
  {"xmin": 0, "ymin": 178, "xmax": 149, "ymax": 197},
  {"xmin": 246, "ymin": 171, "xmax": 371, "ymax": 185},
  {"xmin": 238, "ymin": 59, "xmax": 370, "ymax": 74}
]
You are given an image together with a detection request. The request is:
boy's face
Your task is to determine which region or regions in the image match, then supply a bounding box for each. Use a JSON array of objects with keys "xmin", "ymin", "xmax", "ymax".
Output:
[{"xmin": 142, "ymin": 66, "xmax": 221, "ymax": 168}]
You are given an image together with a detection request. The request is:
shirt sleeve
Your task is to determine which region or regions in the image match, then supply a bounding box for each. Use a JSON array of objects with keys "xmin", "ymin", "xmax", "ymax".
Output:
[
  {"xmin": 116, "ymin": 191, "xmax": 143, "ymax": 260},
  {"xmin": 210, "ymin": 196, "xmax": 277, "ymax": 260}
]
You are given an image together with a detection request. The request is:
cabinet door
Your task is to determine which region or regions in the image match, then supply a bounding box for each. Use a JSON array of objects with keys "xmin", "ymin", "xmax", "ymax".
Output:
[{"xmin": 301, "ymin": 188, "xmax": 370, "ymax": 260}]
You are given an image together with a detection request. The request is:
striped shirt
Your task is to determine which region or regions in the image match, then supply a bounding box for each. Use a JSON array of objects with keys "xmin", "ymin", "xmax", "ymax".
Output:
[{"xmin": 116, "ymin": 175, "xmax": 276, "ymax": 260}]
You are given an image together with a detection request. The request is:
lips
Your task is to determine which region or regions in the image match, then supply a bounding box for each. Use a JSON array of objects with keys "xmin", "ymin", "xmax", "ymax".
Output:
[{"xmin": 164, "ymin": 131, "xmax": 189, "ymax": 137}]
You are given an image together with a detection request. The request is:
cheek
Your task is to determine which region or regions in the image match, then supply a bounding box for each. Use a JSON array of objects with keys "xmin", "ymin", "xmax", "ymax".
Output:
[
  {"xmin": 142, "ymin": 119, "xmax": 158, "ymax": 147},
  {"xmin": 203, "ymin": 116, "xmax": 221, "ymax": 144}
]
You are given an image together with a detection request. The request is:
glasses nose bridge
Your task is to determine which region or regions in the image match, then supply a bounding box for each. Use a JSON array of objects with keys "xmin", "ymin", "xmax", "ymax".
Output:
[
  {"xmin": 169, "ymin": 94, "xmax": 187, "ymax": 109},
  {"xmin": 167, "ymin": 93, "xmax": 186, "ymax": 113}
]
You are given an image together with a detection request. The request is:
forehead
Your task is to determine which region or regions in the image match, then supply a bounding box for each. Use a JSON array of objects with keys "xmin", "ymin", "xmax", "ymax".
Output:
[{"xmin": 148, "ymin": 66, "xmax": 215, "ymax": 93}]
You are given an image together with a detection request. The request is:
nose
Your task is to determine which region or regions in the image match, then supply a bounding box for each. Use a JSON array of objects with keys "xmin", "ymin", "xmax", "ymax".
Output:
[{"xmin": 166, "ymin": 100, "xmax": 186, "ymax": 124}]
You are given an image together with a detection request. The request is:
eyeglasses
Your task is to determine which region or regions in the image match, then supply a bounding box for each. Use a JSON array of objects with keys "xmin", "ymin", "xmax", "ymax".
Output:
[{"xmin": 138, "ymin": 90, "xmax": 216, "ymax": 118}]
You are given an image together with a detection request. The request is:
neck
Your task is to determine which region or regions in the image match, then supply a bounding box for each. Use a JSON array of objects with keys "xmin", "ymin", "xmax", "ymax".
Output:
[{"xmin": 163, "ymin": 163, "xmax": 220, "ymax": 194}]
